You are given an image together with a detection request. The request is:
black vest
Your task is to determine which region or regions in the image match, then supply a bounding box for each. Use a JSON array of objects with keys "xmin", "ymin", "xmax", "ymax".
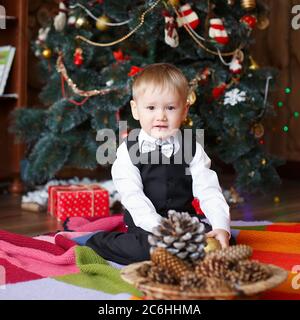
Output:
[{"xmin": 124, "ymin": 129, "xmax": 198, "ymax": 230}]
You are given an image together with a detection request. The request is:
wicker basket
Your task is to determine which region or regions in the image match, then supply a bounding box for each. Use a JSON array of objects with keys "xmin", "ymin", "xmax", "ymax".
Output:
[{"xmin": 121, "ymin": 261, "xmax": 288, "ymax": 300}]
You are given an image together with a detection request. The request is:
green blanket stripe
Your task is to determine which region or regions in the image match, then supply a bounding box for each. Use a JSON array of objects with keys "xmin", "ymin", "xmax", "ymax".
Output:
[
  {"xmin": 53, "ymin": 246, "xmax": 143, "ymax": 297},
  {"xmin": 231, "ymin": 225, "xmax": 266, "ymax": 231}
]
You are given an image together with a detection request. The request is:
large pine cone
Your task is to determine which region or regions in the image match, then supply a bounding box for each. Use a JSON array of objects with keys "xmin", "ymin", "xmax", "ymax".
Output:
[{"xmin": 148, "ymin": 210, "xmax": 207, "ymax": 263}]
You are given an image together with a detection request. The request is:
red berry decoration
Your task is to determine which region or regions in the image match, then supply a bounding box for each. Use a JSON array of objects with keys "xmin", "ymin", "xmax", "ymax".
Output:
[
  {"xmin": 240, "ymin": 15, "xmax": 257, "ymax": 30},
  {"xmin": 74, "ymin": 48, "xmax": 83, "ymax": 66}
]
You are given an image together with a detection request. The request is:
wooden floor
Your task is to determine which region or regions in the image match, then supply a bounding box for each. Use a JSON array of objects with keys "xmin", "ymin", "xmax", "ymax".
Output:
[{"xmin": 0, "ymin": 175, "xmax": 299, "ymax": 236}]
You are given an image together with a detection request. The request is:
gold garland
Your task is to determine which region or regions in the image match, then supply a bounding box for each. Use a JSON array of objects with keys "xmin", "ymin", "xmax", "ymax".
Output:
[
  {"xmin": 75, "ymin": 0, "xmax": 162, "ymax": 47},
  {"xmin": 56, "ymin": 52, "xmax": 117, "ymax": 97}
]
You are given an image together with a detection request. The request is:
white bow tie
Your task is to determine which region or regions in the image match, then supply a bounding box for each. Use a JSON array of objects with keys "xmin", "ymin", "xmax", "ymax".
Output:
[{"xmin": 140, "ymin": 139, "xmax": 174, "ymax": 158}]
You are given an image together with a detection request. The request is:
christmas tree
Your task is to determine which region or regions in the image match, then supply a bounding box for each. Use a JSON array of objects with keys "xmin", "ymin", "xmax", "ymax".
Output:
[{"xmin": 11, "ymin": 0, "xmax": 282, "ymax": 193}]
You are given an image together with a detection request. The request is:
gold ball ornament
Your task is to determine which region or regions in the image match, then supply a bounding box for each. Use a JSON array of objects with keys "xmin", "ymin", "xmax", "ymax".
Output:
[
  {"xmin": 75, "ymin": 16, "xmax": 89, "ymax": 29},
  {"xmin": 274, "ymin": 196, "xmax": 280, "ymax": 204},
  {"xmin": 256, "ymin": 15, "xmax": 270, "ymax": 30},
  {"xmin": 261, "ymin": 158, "xmax": 267, "ymax": 166},
  {"xmin": 204, "ymin": 237, "xmax": 222, "ymax": 253},
  {"xmin": 96, "ymin": 15, "xmax": 110, "ymax": 31},
  {"xmin": 249, "ymin": 55, "xmax": 260, "ymax": 70},
  {"xmin": 187, "ymin": 90, "xmax": 197, "ymax": 105},
  {"xmin": 252, "ymin": 123, "xmax": 264, "ymax": 138},
  {"xmin": 241, "ymin": 0, "xmax": 256, "ymax": 11},
  {"xmin": 42, "ymin": 48, "xmax": 52, "ymax": 59},
  {"xmin": 168, "ymin": 0, "xmax": 180, "ymax": 7}
]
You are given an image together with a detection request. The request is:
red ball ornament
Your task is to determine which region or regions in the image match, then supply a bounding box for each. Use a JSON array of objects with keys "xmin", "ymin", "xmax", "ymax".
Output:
[
  {"xmin": 74, "ymin": 48, "xmax": 83, "ymax": 66},
  {"xmin": 240, "ymin": 15, "xmax": 257, "ymax": 29}
]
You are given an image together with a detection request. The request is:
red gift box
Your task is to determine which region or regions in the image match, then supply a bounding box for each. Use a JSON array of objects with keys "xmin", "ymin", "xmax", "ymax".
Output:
[{"xmin": 48, "ymin": 185, "xmax": 110, "ymax": 222}]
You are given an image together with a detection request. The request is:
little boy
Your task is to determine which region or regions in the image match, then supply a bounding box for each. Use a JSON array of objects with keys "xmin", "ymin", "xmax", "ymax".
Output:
[{"xmin": 87, "ymin": 63, "xmax": 233, "ymax": 265}]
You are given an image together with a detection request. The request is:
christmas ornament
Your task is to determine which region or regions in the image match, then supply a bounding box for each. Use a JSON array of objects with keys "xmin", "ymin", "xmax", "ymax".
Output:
[
  {"xmin": 73, "ymin": 48, "xmax": 83, "ymax": 66},
  {"xmin": 182, "ymin": 116, "xmax": 193, "ymax": 127},
  {"xmin": 96, "ymin": 15, "xmax": 110, "ymax": 31},
  {"xmin": 256, "ymin": 15, "xmax": 270, "ymax": 30},
  {"xmin": 53, "ymin": 1, "xmax": 67, "ymax": 32},
  {"xmin": 249, "ymin": 56, "xmax": 259, "ymax": 70},
  {"xmin": 229, "ymin": 56, "xmax": 242, "ymax": 74},
  {"xmin": 261, "ymin": 158, "xmax": 267, "ymax": 166},
  {"xmin": 42, "ymin": 48, "xmax": 52, "ymax": 59},
  {"xmin": 148, "ymin": 210, "xmax": 207, "ymax": 263},
  {"xmin": 187, "ymin": 90, "xmax": 196, "ymax": 105},
  {"xmin": 113, "ymin": 49, "xmax": 130, "ymax": 62},
  {"xmin": 168, "ymin": 0, "xmax": 180, "ymax": 7},
  {"xmin": 240, "ymin": 15, "xmax": 257, "ymax": 30},
  {"xmin": 176, "ymin": 4, "xmax": 200, "ymax": 30},
  {"xmin": 224, "ymin": 88, "xmax": 246, "ymax": 106},
  {"xmin": 209, "ymin": 18, "xmax": 229, "ymax": 45},
  {"xmin": 241, "ymin": 0, "xmax": 256, "ymax": 11},
  {"xmin": 163, "ymin": 11, "xmax": 179, "ymax": 48},
  {"xmin": 204, "ymin": 238, "xmax": 222, "ymax": 253},
  {"xmin": 128, "ymin": 66, "xmax": 143, "ymax": 77},
  {"xmin": 37, "ymin": 27, "xmax": 50, "ymax": 42},
  {"xmin": 75, "ymin": 16, "xmax": 89, "ymax": 29},
  {"xmin": 251, "ymin": 123, "xmax": 264, "ymax": 138},
  {"xmin": 223, "ymin": 187, "xmax": 244, "ymax": 205},
  {"xmin": 273, "ymin": 196, "xmax": 280, "ymax": 204},
  {"xmin": 151, "ymin": 247, "xmax": 191, "ymax": 281},
  {"xmin": 67, "ymin": 16, "xmax": 77, "ymax": 26},
  {"xmin": 212, "ymin": 83, "xmax": 227, "ymax": 100}
]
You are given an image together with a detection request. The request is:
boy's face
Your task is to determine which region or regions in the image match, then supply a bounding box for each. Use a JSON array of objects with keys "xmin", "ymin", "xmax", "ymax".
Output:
[{"xmin": 130, "ymin": 86, "xmax": 189, "ymax": 140}]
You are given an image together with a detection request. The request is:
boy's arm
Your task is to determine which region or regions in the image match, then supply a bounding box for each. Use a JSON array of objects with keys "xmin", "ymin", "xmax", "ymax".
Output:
[
  {"xmin": 111, "ymin": 142, "xmax": 162, "ymax": 233},
  {"xmin": 189, "ymin": 142, "xmax": 231, "ymax": 236}
]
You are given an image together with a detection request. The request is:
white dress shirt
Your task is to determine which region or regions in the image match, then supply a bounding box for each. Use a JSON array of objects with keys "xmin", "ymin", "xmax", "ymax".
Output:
[{"xmin": 111, "ymin": 129, "xmax": 231, "ymax": 234}]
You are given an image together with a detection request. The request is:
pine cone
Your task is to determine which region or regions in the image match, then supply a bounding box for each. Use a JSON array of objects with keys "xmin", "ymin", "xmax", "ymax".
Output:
[
  {"xmin": 151, "ymin": 247, "xmax": 191, "ymax": 281},
  {"xmin": 226, "ymin": 260, "xmax": 271, "ymax": 285},
  {"xmin": 195, "ymin": 255, "xmax": 233, "ymax": 278},
  {"xmin": 180, "ymin": 272, "xmax": 232, "ymax": 293},
  {"xmin": 148, "ymin": 210, "xmax": 207, "ymax": 263},
  {"xmin": 204, "ymin": 244, "xmax": 253, "ymax": 264},
  {"xmin": 148, "ymin": 265, "xmax": 179, "ymax": 285}
]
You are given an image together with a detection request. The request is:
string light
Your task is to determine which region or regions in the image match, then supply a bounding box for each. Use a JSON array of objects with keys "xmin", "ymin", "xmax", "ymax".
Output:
[
  {"xmin": 285, "ymin": 87, "xmax": 291, "ymax": 94},
  {"xmin": 294, "ymin": 111, "xmax": 299, "ymax": 118},
  {"xmin": 277, "ymin": 101, "xmax": 283, "ymax": 108},
  {"xmin": 283, "ymin": 125, "xmax": 289, "ymax": 132}
]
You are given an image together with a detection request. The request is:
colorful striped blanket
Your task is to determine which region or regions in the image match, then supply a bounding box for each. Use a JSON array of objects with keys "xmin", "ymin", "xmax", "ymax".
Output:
[{"xmin": 0, "ymin": 215, "xmax": 299, "ymax": 300}]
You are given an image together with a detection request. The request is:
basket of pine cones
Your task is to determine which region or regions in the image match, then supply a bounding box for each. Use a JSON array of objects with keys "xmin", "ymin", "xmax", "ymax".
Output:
[{"xmin": 121, "ymin": 210, "xmax": 288, "ymax": 300}]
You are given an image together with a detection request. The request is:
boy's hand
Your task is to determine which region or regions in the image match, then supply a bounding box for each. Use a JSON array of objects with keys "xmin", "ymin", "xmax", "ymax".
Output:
[{"xmin": 206, "ymin": 229, "xmax": 230, "ymax": 249}]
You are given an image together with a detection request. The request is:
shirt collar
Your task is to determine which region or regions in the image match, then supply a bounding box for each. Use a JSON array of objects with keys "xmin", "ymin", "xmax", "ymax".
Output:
[{"xmin": 138, "ymin": 129, "xmax": 180, "ymax": 154}]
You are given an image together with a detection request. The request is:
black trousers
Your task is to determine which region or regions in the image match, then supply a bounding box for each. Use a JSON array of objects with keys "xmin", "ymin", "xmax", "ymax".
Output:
[{"xmin": 86, "ymin": 211, "xmax": 235, "ymax": 265}]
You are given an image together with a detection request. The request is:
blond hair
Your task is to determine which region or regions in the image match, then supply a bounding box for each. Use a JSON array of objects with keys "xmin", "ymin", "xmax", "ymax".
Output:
[{"xmin": 132, "ymin": 63, "xmax": 189, "ymax": 103}]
